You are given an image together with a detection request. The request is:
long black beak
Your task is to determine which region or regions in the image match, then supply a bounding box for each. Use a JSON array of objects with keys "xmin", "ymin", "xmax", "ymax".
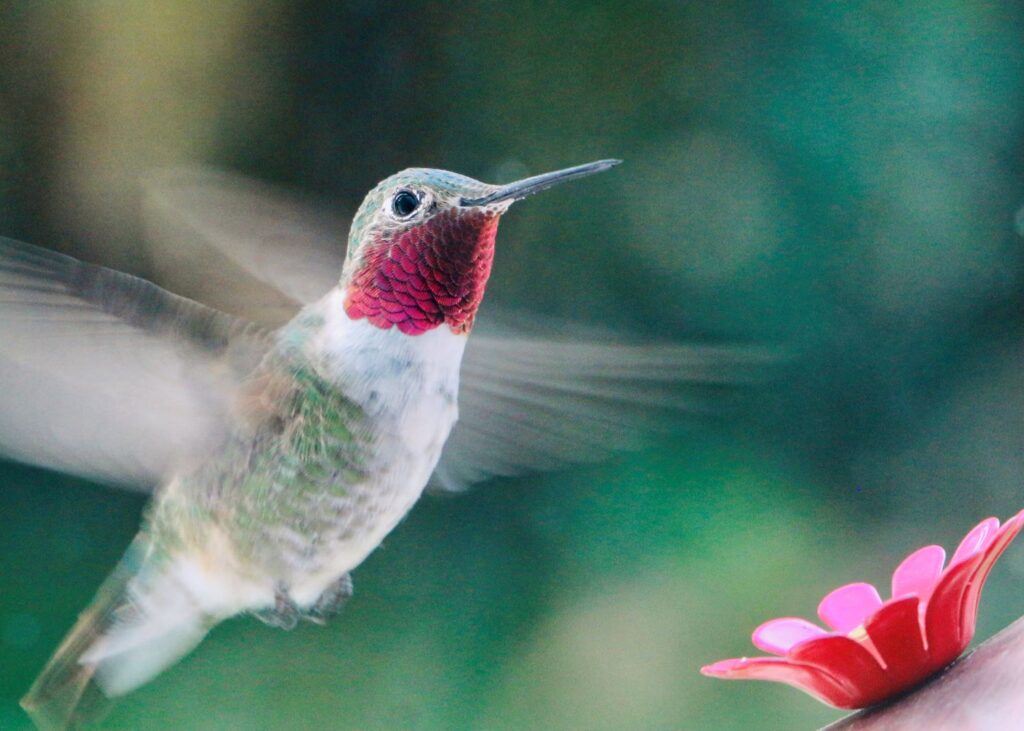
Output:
[{"xmin": 460, "ymin": 159, "xmax": 622, "ymax": 207}]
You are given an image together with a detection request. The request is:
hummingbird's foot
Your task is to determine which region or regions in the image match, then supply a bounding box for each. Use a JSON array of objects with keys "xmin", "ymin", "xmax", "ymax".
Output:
[
  {"xmin": 302, "ymin": 573, "xmax": 353, "ymax": 625},
  {"xmin": 253, "ymin": 583, "xmax": 300, "ymax": 631}
]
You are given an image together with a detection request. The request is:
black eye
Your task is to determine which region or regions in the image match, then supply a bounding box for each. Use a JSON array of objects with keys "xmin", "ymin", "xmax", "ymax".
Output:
[{"xmin": 392, "ymin": 189, "xmax": 421, "ymax": 218}]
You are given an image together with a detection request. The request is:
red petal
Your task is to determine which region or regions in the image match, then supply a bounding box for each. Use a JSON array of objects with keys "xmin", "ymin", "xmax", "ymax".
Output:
[
  {"xmin": 958, "ymin": 511, "xmax": 1024, "ymax": 641},
  {"xmin": 863, "ymin": 596, "xmax": 932, "ymax": 690},
  {"xmin": 789, "ymin": 635, "xmax": 890, "ymax": 707},
  {"xmin": 923, "ymin": 553, "xmax": 978, "ymax": 666},
  {"xmin": 925, "ymin": 510, "xmax": 1024, "ymax": 665},
  {"xmin": 701, "ymin": 656, "xmax": 857, "ymax": 708}
]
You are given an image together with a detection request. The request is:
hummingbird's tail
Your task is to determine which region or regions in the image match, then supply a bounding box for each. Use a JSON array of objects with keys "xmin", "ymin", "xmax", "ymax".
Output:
[{"xmin": 21, "ymin": 538, "xmax": 218, "ymax": 730}]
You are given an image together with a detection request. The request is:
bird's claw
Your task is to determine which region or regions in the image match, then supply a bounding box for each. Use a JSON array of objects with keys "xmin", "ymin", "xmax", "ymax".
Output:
[
  {"xmin": 304, "ymin": 573, "xmax": 353, "ymax": 625},
  {"xmin": 252, "ymin": 574, "xmax": 353, "ymax": 630},
  {"xmin": 253, "ymin": 583, "xmax": 300, "ymax": 630}
]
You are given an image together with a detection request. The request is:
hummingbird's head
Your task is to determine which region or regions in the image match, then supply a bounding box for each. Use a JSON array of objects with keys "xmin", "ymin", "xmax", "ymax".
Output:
[{"xmin": 341, "ymin": 160, "xmax": 620, "ymax": 335}]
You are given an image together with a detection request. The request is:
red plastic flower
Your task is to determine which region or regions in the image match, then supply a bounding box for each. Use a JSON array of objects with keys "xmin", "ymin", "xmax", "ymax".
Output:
[{"xmin": 701, "ymin": 510, "xmax": 1024, "ymax": 709}]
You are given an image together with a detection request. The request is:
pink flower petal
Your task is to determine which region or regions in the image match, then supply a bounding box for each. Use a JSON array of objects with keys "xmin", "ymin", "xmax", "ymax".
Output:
[
  {"xmin": 789, "ymin": 635, "xmax": 890, "ymax": 708},
  {"xmin": 752, "ymin": 618, "xmax": 829, "ymax": 655},
  {"xmin": 702, "ymin": 509, "xmax": 1024, "ymax": 710},
  {"xmin": 818, "ymin": 583, "xmax": 883, "ymax": 633},
  {"xmin": 949, "ymin": 517, "xmax": 1000, "ymax": 568},
  {"xmin": 701, "ymin": 655, "xmax": 857, "ymax": 708},
  {"xmin": 891, "ymin": 545, "xmax": 946, "ymax": 600},
  {"xmin": 863, "ymin": 596, "xmax": 931, "ymax": 689}
]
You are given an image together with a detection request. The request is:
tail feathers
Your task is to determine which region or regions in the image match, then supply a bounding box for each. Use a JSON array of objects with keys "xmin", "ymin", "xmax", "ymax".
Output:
[{"xmin": 21, "ymin": 542, "xmax": 215, "ymax": 730}]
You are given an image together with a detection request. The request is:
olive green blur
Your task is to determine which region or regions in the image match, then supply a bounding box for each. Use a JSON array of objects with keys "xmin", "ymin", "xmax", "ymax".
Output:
[{"xmin": 2, "ymin": 2, "xmax": 1024, "ymax": 729}]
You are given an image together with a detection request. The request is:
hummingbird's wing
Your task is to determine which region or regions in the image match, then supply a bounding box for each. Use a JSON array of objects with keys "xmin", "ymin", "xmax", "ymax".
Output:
[
  {"xmin": 0, "ymin": 237, "xmax": 270, "ymax": 488},
  {"xmin": 429, "ymin": 333, "xmax": 774, "ymax": 492},
  {"xmin": 140, "ymin": 167, "xmax": 779, "ymax": 493},
  {"xmin": 142, "ymin": 166, "xmax": 346, "ymax": 323}
]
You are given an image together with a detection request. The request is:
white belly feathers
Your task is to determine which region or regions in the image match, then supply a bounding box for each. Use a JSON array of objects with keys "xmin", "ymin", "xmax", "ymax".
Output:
[{"xmin": 287, "ymin": 290, "xmax": 466, "ymax": 605}]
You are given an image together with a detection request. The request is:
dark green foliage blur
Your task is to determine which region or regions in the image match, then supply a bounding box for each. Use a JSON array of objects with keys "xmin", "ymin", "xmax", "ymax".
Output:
[{"xmin": 2, "ymin": 2, "xmax": 1024, "ymax": 729}]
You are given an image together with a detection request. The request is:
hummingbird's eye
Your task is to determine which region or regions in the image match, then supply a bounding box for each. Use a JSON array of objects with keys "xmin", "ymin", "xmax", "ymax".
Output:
[{"xmin": 391, "ymin": 189, "xmax": 421, "ymax": 218}]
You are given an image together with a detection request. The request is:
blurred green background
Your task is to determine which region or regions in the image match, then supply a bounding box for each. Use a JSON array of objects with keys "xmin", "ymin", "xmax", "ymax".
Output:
[{"xmin": 3, "ymin": 2, "xmax": 1024, "ymax": 729}]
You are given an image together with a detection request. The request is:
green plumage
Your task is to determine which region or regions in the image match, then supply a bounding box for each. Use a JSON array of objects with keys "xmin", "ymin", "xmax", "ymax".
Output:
[{"xmin": 151, "ymin": 344, "xmax": 372, "ymax": 578}]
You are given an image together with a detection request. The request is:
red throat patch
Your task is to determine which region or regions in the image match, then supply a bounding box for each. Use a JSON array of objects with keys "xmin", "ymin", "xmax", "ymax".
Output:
[{"xmin": 344, "ymin": 208, "xmax": 499, "ymax": 335}]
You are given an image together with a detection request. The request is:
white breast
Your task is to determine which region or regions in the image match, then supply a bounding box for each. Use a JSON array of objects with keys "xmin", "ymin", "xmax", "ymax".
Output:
[{"xmin": 288, "ymin": 289, "xmax": 467, "ymax": 605}]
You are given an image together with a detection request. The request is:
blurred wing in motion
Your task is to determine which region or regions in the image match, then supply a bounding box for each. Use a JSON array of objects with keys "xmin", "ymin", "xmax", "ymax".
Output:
[
  {"xmin": 430, "ymin": 333, "xmax": 777, "ymax": 492},
  {"xmin": 140, "ymin": 167, "xmax": 782, "ymax": 494},
  {"xmin": 142, "ymin": 166, "xmax": 346, "ymax": 324},
  {"xmin": 0, "ymin": 237, "xmax": 270, "ymax": 488}
]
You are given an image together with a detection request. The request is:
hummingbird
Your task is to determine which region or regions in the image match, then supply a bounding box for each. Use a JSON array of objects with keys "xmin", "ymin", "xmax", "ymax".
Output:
[{"xmin": 5, "ymin": 160, "xmax": 763, "ymax": 729}]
